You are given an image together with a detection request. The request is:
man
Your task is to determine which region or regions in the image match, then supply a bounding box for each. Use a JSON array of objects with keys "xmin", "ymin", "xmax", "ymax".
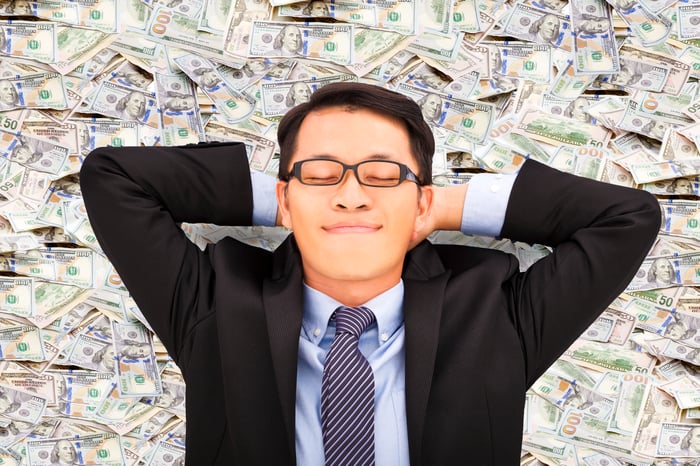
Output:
[{"xmin": 81, "ymin": 83, "xmax": 660, "ymax": 464}]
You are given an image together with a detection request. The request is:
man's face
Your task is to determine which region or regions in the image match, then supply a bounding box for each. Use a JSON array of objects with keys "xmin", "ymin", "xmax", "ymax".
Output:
[
  {"xmin": 281, "ymin": 26, "xmax": 301, "ymax": 52},
  {"xmin": 0, "ymin": 80, "xmax": 18, "ymax": 106},
  {"xmin": 581, "ymin": 19, "xmax": 606, "ymax": 33},
  {"xmin": 309, "ymin": 1, "xmax": 328, "ymax": 15},
  {"xmin": 125, "ymin": 72, "xmax": 150, "ymax": 88},
  {"xmin": 13, "ymin": 144, "xmax": 33, "ymax": 163},
  {"xmin": 200, "ymin": 70, "xmax": 220, "ymax": 88},
  {"xmin": 291, "ymin": 83, "xmax": 311, "ymax": 104},
  {"xmin": 538, "ymin": 15, "xmax": 558, "ymax": 40},
  {"xmin": 652, "ymin": 259, "xmax": 673, "ymax": 284},
  {"xmin": 125, "ymin": 92, "xmax": 146, "ymax": 118},
  {"xmin": 676, "ymin": 179, "xmax": 693, "ymax": 194},
  {"xmin": 570, "ymin": 98, "xmax": 589, "ymax": 121},
  {"xmin": 691, "ymin": 428, "xmax": 700, "ymax": 451},
  {"xmin": 276, "ymin": 107, "xmax": 432, "ymax": 294},
  {"xmin": 56, "ymin": 440, "xmax": 76, "ymax": 462},
  {"xmin": 166, "ymin": 96, "xmax": 195, "ymax": 111},
  {"xmin": 421, "ymin": 94, "xmax": 442, "ymax": 120}
]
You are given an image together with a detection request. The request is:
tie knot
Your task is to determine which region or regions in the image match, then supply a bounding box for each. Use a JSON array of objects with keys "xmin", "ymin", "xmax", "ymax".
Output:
[{"xmin": 333, "ymin": 306, "xmax": 375, "ymax": 338}]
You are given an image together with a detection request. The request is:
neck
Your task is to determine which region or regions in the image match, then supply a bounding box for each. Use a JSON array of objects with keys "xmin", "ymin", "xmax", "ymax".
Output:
[{"xmin": 303, "ymin": 273, "xmax": 401, "ymax": 307}]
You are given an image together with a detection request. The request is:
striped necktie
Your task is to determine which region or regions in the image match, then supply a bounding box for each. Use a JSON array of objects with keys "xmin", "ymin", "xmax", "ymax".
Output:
[{"xmin": 321, "ymin": 305, "xmax": 376, "ymax": 466}]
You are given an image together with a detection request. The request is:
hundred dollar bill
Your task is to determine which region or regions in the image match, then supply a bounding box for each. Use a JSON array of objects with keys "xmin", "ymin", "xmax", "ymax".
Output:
[
  {"xmin": 486, "ymin": 41, "xmax": 552, "ymax": 83},
  {"xmin": 618, "ymin": 44, "xmax": 692, "ymax": 97},
  {"xmin": 51, "ymin": 26, "xmax": 116, "ymax": 75},
  {"xmin": 659, "ymin": 376, "xmax": 700, "ymax": 409},
  {"xmin": 569, "ymin": 0, "xmax": 620, "ymax": 75},
  {"xmin": 0, "ymin": 21, "xmax": 57, "ymax": 64},
  {"xmin": 221, "ymin": 0, "xmax": 272, "ymax": 58},
  {"xmin": 54, "ymin": 370, "xmax": 113, "ymax": 406},
  {"xmin": 66, "ymin": 333, "xmax": 114, "ymax": 373},
  {"xmin": 600, "ymin": 52, "xmax": 670, "ymax": 93},
  {"xmin": 21, "ymin": 120, "xmax": 79, "ymax": 156},
  {"xmin": 632, "ymin": 87, "xmax": 694, "ymax": 130},
  {"xmin": 644, "ymin": 177, "xmax": 700, "ymax": 196},
  {"xmin": 46, "ymin": 248, "xmax": 94, "ymax": 289},
  {"xmin": 198, "ymin": 0, "xmax": 232, "ymax": 34},
  {"xmin": 112, "ymin": 321, "xmax": 162, "ymax": 397},
  {"xmin": 451, "ymin": 0, "xmax": 481, "ymax": 33},
  {"xmin": 656, "ymin": 422, "xmax": 700, "ymax": 456},
  {"xmin": 0, "ymin": 383, "xmax": 46, "ymax": 424},
  {"xmin": 660, "ymin": 128, "xmax": 699, "ymax": 161},
  {"xmin": 278, "ymin": 1, "xmax": 373, "ymax": 23},
  {"xmin": 474, "ymin": 144, "xmax": 526, "ymax": 173},
  {"xmin": 606, "ymin": 0, "xmax": 671, "ymax": 46},
  {"xmin": 625, "ymin": 254, "xmax": 688, "ymax": 290},
  {"xmin": 617, "ymin": 100, "xmax": 675, "ymax": 142},
  {"xmin": 81, "ymin": 119, "xmax": 140, "ymax": 153},
  {"xmin": 0, "ymin": 73, "xmax": 67, "ymax": 111},
  {"xmin": 512, "ymin": 108, "xmax": 612, "ymax": 147},
  {"xmin": 260, "ymin": 74, "xmax": 355, "ymax": 117},
  {"xmin": 406, "ymin": 31, "xmax": 463, "ymax": 63},
  {"xmin": 205, "ymin": 121, "xmax": 278, "ymax": 172},
  {"xmin": 556, "ymin": 409, "xmax": 644, "ymax": 463},
  {"xmin": 154, "ymin": 72, "xmax": 204, "ymax": 146},
  {"xmin": 628, "ymin": 160, "xmax": 700, "ymax": 184},
  {"xmin": 248, "ymin": 20, "xmax": 354, "ymax": 65},
  {"xmin": 26, "ymin": 433, "xmax": 124, "ymax": 466},
  {"xmin": 93, "ymin": 382, "xmax": 141, "ymax": 424},
  {"xmin": 31, "ymin": 0, "xmax": 119, "ymax": 33},
  {"xmin": 396, "ymin": 82, "xmax": 495, "ymax": 143},
  {"xmin": 28, "ymin": 281, "xmax": 91, "ymax": 329},
  {"xmin": 0, "ymin": 130, "xmax": 69, "ymax": 175},
  {"xmin": 548, "ymin": 61, "xmax": 597, "ymax": 100},
  {"xmin": 0, "ymin": 324, "xmax": 44, "ymax": 361},
  {"xmin": 602, "ymin": 306, "xmax": 636, "ymax": 346},
  {"xmin": 0, "ymin": 277, "xmax": 34, "ymax": 319},
  {"xmin": 503, "ymin": 3, "xmax": 572, "ymax": 51},
  {"xmin": 487, "ymin": 116, "xmax": 552, "ymax": 163},
  {"xmin": 88, "ymin": 81, "xmax": 159, "ymax": 128},
  {"xmin": 345, "ymin": 27, "xmax": 414, "ymax": 77},
  {"xmin": 624, "ymin": 298, "xmax": 672, "ymax": 334},
  {"xmin": 607, "ymin": 372, "xmax": 652, "ymax": 436},
  {"xmin": 173, "ymin": 54, "xmax": 256, "ymax": 124},
  {"xmin": 632, "ymin": 386, "xmax": 680, "ymax": 457},
  {"xmin": 147, "ymin": 441, "xmax": 186, "ymax": 465},
  {"xmin": 580, "ymin": 314, "xmax": 615, "ymax": 342},
  {"xmin": 145, "ymin": 6, "xmax": 229, "ymax": 61},
  {"xmin": 658, "ymin": 199, "xmax": 700, "ymax": 240},
  {"xmin": 562, "ymin": 339, "xmax": 657, "ymax": 373}
]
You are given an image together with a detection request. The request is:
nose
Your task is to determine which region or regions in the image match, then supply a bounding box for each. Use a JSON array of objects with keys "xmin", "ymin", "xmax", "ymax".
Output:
[{"xmin": 332, "ymin": 169, "xmax": 371, "ymax": 210}]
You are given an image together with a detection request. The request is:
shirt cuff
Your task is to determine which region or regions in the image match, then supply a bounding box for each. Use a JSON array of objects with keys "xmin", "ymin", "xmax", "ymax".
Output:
[
  {"xmin": 461, "ymin": 172, "xmax": 517, "ymax": 237},
  {"xmin": 251, "ymin": 171, "xmax": 278, "ymax": 226}
]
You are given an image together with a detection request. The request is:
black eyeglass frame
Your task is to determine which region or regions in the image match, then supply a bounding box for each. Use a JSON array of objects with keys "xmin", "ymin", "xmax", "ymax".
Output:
[{"xmin": 284, "ymin": 158, "xmax": 422, "ymax": 187}]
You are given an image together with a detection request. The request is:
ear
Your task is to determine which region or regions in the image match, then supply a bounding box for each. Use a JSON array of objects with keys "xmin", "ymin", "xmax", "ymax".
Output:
[
  {"xmin": 275, "ymin": 180, "xmax": 292, "ymax": 229},
  {"xmin": 411, "ymin": 185, "xmax": 434, "ymax": 242}
]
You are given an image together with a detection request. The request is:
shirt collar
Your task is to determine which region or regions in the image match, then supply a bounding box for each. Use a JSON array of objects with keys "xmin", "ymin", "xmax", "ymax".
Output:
[{"xmin": 302, "ymin": 280, "xmax": 405, "ymax": 346}]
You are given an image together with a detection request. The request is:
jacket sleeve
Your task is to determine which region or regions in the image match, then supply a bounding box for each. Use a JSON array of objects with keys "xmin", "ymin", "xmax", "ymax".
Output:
[
  {"xmin": 79, "ymin": 142, "xmax": 254, "ymax": 362},
  {"xmin": 500, "ymin": 159, "xmax": 661, "ymax": 386}
]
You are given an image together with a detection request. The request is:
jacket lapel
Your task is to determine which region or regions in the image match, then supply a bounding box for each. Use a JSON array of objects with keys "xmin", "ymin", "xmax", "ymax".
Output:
[
  {"xmin": 263, "ymin": 236, "xmax": 304, "ymax": 459},
  {"xmin": 402, "ymin": 242, "xmax": 450, "ymax": 465}
]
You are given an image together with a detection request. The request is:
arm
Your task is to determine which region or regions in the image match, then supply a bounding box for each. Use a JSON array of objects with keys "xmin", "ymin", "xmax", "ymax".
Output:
[
  {"xmin": 80, "ymin": 142, "xmax": 255, "ymax": 362},
  {"xmin": 501, "ymin": 160, "xmax": 660, "ymax": 384}
]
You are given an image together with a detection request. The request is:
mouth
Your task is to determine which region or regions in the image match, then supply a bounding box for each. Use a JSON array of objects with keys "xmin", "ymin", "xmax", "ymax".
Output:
[{"xmin": 322, "ymin": 223, "xmax": 381, "ymax": 234}]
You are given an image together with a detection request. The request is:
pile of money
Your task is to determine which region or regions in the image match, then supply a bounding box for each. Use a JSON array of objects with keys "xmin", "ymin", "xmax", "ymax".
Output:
[{"xmin": 1, "ymin": 0, "xmax": 700, "ymax": 464}]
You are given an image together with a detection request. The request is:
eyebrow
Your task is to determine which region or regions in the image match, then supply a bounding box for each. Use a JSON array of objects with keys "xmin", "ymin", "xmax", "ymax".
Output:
[{"xmin": 305, "ymin": 153, "xmax": 395, "ymax": 161}]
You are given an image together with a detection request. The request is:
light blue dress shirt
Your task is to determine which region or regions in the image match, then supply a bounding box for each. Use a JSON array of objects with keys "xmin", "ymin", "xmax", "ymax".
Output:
[{"xmin": 250, "ymin": 170, "xmax": 517, "ymax": 465}]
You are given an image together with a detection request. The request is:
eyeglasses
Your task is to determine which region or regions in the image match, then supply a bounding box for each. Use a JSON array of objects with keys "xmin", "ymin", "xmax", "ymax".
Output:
[{"xmin": 286, "ymin": 159, "xmax": 421, "ymax": 187}]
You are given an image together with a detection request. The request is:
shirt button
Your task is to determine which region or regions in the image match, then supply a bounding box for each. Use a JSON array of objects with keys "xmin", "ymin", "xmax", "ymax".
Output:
[
  {"xmin": 313, "ymin": 328, "xmax": 321, "ymax": 337},
  {"xmin": 380, "ymin": 332, "xmax": 389, "ymax": 342},
  {"xmin": 490, "ymin": 184, "xmax": 500, "ymax": 193}
]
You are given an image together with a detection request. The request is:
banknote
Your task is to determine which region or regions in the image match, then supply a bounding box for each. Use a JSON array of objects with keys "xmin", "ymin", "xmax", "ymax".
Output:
[
  {"xmin": 0, "ymin": 21, "xmax": 57, "ymax": 64},
  {"xmin": 602, "ymin": 306, "xmax": 636, "ymax": 346},
  {"xmin": 0, "ymin": 277, "xmax": 34, "ymax": 319},
  {"xmin": 474, "ymin": 143, "xmax": 526, "ymax": 173},
  {"xmin": 147, "ymin": 441, "xmax": 186, "ymax": 466},
  {"xmin": 406, "ymin": 31, "xmax": 463, "ymax": 63},
  {"xmin": 452, "ymin": 0, "xmax": 481, "ymax": 33},
  {"xmin": 345, "ymin": 27, "xmax": 414, "ymax": 77},
  {"xmin": 93, "ymin": 382, "xmax": 141, "ymax": 424},
  {"xmin": 502, "ymin": 3, "xmax": 572, "ymax": 51},
  {"xmin": 26, "ymin": 433, "xmax": 124, "ymax": 466},
  {"xmin": 513, "ymin": 108, "xmax": 612, "ymax": 147},
  {"xmin": 628, "ymin": 160, "xmax": 700, "ymax": 184},
  {"xmin": 607, "ymin": 372, "xmax": 652, "ymax": 436},
  {"xmin": 580, "ymin": 314, "xmax": 615, "ymax": 342},
  {"xmin": 260, "ymin": 74, "xmax": 355, "ymax": 117},
  {"xmin": 144, "ymin": 6, "xmax": 229, "ymax": 61},
  {"xmin": 0, "ymin": 129, "xmax": 69, "ymax": 175},
  {"xmin": 198, "ymin": 0, "xmax": 232, "ymax": 34},
  {"xmin": 548, "ymin": 61, "xmax": 597, "ymax": 100},
  {"xmin": 600, "ymin": 52, "xmax": 670, "ymax": 93},
  {"xmin": 656, "ymin": 422, "xmax": 700, "ymax": 456},
  {"xmin": 617, "ymin": 44, "xmax": 692, "ymax": 97},
  {"xmin": 623, "ymin": 298, "xmax": 672, "ymax": 334},
  {"xmin": 606, "ymin": 0, "xmax": 671, "ymax": 46},
  {"xmin": 205, "ymin": 121, "xmax": 277, "ymax": 172},
  {"xmin": 88, "ymin": 81, "xmax": 159, "ymax": 128},
  {"xmin": 617, "ymin": 100, "xmax": 675, "ymax": 142},
  {"xmin": 396, "ymin": 82, "xmax": 495, "ymax": 143},
  {"xmin": 31, "ymin": 0, "xmax": 118, "ymax": 33},
  {"xmin": 0, "ymin": 324, "xmax": 44, "ymax": 361},
  {"xmin": 562, "ymin": 339, "xmax": 657, "ymax": 373},
  {"xmin": 486, "ymin": 116, "xmax": 552, "ymax": 163},
  {"xmin": 66, "ymin": 333, "xmax": 114, "ymax": 373},
  {"xmin": 29, "ymin": 281, "xmax": 90, "ymax": 329},
  {"xmin": 486, "ymin": 41, "xmax": 552, "ymax": 83},
  {"xmin": 154, "ymin": 72, "xmax": 204, "ymax": 146},
  {"xmin": 660, "ymin": 128, "xmax": 699, "ymax": 161},
  {"xmin": 173, "ymin": 54, "xmax": 257, "ymax": 123},
  {"xmin": 556, "ymin": 409, "xmax": 644, "ymax": 462},
  {"xmin": 0, "ymin": 73, "xmax": 68, "ymax": 112},
  {"xmin": 248, "ymin": 20, "xmax": 354, "ymax": 65},
  {"xmin": 51, "ymin": 26, "xmax": 116, "ymax": 75},
  {"xmin": 21, "ymin": 120, "xmax": 79, "ymax": 156},
  {"xmin": 82, "ymin": 119, "xmax": 140, "ymax": 153},
  {"xmin": 677, "ymin": 3, "xmax": 700, "ymax": 40},
  {"xmin": 569, "ymin": 0, "xmax": 620, "ymax": 75},
  {"xmin": 112, "ymin": 321, "xmax": 162, "ymax": 397},
  {"xmin": 658, "ymin": 199, "xmax": 700, "ymax": 241}
]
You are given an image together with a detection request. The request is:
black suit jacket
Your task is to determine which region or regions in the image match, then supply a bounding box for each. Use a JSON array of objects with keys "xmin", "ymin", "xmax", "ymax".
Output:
[{"xmin": 80, "ymin": 142, "xmax": 661, "ymax": 465}]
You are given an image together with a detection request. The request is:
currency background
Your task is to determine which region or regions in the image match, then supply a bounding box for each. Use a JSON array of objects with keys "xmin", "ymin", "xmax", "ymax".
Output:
[{"xmin": 0, "ymin": 0, "xmax": 700, "ymax": 464}]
